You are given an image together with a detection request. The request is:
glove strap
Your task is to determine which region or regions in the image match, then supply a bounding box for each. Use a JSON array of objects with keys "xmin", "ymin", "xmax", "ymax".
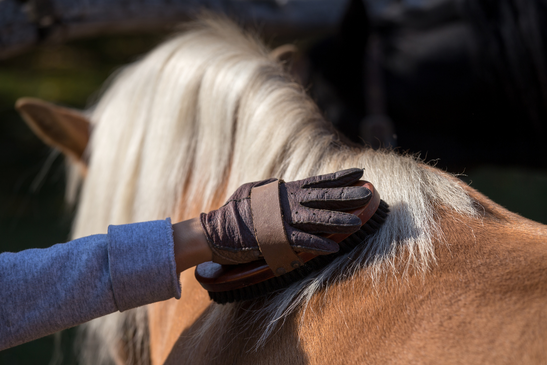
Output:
[{"xmin": 251, "ymin": 180, "xmax": 304, "ymax": 276}]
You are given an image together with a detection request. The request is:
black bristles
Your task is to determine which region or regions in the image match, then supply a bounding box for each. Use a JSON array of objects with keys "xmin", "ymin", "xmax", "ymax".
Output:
[{"xmin": 209, "ymin": 200, "xmax": 390, "ymax": 304}]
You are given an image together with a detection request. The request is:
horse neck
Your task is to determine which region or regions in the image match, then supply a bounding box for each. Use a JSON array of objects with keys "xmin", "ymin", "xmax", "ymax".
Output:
[
  {"xmin": 154, "ymin": 174, "xmax": 547, "ymax": 365},
  {"xmin": 280, "ymin": 183, "xmax": 547, "ymax": 365}
]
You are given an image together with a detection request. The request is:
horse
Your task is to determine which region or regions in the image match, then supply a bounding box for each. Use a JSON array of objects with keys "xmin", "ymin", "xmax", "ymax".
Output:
[{"xmin": 17, "ymin": 16, "xmax": 547, "ymax": 365}]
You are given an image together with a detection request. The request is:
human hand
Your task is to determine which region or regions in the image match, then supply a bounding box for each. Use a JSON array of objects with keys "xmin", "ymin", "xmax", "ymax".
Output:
[{"xmin": 200, "ymin": 168, "xmax": 371, "ymax": 267}]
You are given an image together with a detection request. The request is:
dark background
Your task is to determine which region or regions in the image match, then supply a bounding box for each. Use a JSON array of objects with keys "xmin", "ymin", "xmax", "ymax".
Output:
[{"xmin": 0, "ymin": 31, "xmax": 546, "ymax": 364}]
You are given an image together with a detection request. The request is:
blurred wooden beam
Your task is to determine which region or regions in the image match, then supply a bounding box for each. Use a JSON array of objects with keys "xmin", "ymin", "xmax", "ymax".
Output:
[{"xmin": 0, "ymin": 0, "xmax": 348, "ymax": 59}]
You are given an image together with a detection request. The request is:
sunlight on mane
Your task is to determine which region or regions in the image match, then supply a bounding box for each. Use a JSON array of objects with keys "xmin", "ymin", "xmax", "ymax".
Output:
[{"xmin": 72, "ymin": 16, "xmax": 478, "ymax": 364}]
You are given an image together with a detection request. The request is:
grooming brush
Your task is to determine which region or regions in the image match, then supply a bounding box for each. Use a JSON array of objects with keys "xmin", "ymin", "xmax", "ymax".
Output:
[{"xmin": 195, "ymin": 181, "xmax": 389, "ymax": 304}]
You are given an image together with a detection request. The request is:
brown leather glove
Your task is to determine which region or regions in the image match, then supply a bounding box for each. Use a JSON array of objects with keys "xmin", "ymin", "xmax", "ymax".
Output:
[{"xmin": 200, "ymin": 168, "xmax": 371, "ymax": 265}]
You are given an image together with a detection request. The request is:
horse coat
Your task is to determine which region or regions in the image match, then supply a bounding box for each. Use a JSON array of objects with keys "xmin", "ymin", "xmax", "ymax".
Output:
[{"xmin": 18, "ymin": 16, "xmax": 547, "ymax": 365}]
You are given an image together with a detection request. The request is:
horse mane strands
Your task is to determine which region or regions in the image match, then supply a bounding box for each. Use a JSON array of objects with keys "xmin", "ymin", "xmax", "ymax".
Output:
[{"xmin": 72, "ymin": 16, "xmax": 479, "ymax": 364}]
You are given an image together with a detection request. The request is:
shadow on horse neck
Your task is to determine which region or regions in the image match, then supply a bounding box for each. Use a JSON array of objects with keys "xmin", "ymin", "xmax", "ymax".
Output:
[{"xmin": 74, "ymin": 16, "xmax": 547, "ymax": 365}]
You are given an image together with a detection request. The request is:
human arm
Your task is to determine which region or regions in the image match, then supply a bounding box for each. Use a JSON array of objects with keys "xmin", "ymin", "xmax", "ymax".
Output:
[
  {"xmin": 0, "ymin": 219, "xmax": 179, "ymax": 351},
  {"xmin": 0, "ymin": 168, "xmax": 371, "ymax": 350},
  {"xmin": 172, "ymin": 217, "xmax": 212, "ymax": 274}
]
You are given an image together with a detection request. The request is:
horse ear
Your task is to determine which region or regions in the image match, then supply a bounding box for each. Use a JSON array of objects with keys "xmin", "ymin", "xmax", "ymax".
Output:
[
  {"xmin": 15, "ymin": 97, "xmax": 91, "ymax": 164},
  {"xmin": 269, "ymin": 44, "xmax": 309, "ymax": 84},
  {"xmin": 270, "ymin": 44, "xmax": 298, "ymax": 65}
]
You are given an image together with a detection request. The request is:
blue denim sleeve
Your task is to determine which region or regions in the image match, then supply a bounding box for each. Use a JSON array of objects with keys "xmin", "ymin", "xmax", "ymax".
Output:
[{"xmin": 0, "ymin": 218, "xmax": 181, "ymax": 351}]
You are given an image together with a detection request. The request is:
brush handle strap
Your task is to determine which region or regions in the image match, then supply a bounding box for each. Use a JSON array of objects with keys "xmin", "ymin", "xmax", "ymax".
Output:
[{"xmin": 251, "ymin": 180, "xmax": 304, "ymax": 276}]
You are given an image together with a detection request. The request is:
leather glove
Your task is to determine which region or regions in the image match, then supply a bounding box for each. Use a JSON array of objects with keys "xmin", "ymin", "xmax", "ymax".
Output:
[{"xmin": 200, "ymin": 168, "xmax": 371, "ymax": 265}]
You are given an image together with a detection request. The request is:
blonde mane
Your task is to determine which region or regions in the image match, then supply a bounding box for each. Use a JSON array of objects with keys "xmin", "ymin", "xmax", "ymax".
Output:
[{"xmin": 74, "ymin": 16, "xmax": 478, "ymax": 364}]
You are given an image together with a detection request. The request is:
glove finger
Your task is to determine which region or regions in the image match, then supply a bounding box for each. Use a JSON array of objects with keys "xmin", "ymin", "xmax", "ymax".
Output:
[
  {"xmin": 291, "ymin": 208, "xmax": 362, "ymax": 234},
  {"xmin": 300, "ymin": 168, "xmax": 363, "ymax": 189},
  {"xmin": 288, "ymin": 229, "xmax": 339, "ymax": 254},
  {"xmin": 300, "ymin": 186, "xmax": 371, "ymax": 211}
]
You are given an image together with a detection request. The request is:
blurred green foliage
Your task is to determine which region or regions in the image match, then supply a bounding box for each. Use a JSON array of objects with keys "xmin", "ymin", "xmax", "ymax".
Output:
[{"xmin": 463, "ymin": 166, "xmax": 547, "ymax": 224}]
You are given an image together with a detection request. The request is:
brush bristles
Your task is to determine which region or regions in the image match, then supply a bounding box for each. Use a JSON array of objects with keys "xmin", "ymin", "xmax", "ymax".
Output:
[{"xmin": 209, "ymin": 200, "xmax": 390, "ymax": 304}]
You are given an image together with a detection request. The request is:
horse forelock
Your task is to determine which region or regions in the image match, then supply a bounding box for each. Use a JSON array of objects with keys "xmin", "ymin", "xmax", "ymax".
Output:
[{"xmin": 71, "ymin": 16, "xmax": 479, "ymax": 363}]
